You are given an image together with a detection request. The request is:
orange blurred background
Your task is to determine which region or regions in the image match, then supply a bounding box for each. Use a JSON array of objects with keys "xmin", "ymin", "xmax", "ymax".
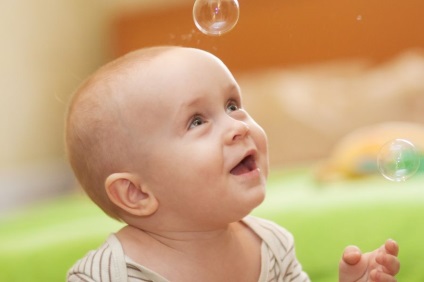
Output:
[{"xmin": 112, "ymin": 0, "xmax": 424, "ymax": 72}]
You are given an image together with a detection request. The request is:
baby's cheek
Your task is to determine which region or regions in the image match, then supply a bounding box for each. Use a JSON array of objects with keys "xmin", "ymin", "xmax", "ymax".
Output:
[{"xmin": 259, "ymin": 145, "xmax": 270, "ymax": 178}]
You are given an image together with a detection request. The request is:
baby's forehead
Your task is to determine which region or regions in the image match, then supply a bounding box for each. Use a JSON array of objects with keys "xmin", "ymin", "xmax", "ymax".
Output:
[
  {"xmin": 90, "ymin": 47, "xmax": 224, "ymax": 112},
  {"xmin": 111, "ymin": 47, "xmax": 211, "ymax": 90}
]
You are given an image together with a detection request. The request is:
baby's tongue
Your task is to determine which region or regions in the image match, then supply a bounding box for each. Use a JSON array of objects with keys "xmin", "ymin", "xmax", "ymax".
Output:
[{"xmin": 230, "ymin": 162, "xmax": 249, "ymax": 175}]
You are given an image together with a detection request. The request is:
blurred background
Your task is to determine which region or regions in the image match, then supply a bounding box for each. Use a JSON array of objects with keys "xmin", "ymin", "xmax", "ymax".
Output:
[{"xmin": 1, "ymin": 0, "xmax": 424, "ymax": 281}]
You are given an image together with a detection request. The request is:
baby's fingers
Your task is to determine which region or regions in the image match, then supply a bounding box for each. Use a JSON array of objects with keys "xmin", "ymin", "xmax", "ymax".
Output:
[
  {"xmin": 384, "ymin": 239, "xmax": 399, "ymax": 257},
  {"xmin": 369, "ymin": 269, "xmax": 398, "ymax": 282},
  {"xmin": 376, "ymin": 250, "xmax": 400, "ymax": 276}
]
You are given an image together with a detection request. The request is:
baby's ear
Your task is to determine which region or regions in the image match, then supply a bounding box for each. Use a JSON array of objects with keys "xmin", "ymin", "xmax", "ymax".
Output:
[{"xmin": 105, "ymin": 173, "xmax": 158, "ymax": 217}]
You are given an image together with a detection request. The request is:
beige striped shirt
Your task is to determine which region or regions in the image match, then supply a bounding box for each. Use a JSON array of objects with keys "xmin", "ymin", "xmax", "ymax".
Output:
[{"xmin": 67, "ymin": 216, "xmax": 310, "ymax": 282}]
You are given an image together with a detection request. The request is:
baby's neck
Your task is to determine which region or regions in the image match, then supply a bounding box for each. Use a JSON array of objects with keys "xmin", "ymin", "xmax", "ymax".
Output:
[
  {"xmin": 116, "ymin": 220, "xmax": 262, "ymax": 282},
  {"xmin": 123, "ymin": 221, "xmax": 242, "ymax": 254}
]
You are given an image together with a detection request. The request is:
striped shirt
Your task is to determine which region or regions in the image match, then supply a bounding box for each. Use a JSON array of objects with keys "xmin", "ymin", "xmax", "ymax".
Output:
[{"xmin": 67, "ymin": 216, "xmax": 310, "ymax": 282}]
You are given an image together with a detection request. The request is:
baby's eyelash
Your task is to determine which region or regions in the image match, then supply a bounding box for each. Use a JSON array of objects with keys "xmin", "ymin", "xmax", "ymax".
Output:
[
  {"xmin": 226, "ymin": 99, "xmax": 241, "ymax": 113},
  {"xmin": 188, "ymin": 115, "xmax": 205, "ymax": 129}
]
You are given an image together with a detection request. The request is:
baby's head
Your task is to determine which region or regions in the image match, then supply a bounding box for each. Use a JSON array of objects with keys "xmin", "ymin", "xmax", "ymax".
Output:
[{"xmin": 66, "ymin": 46, "xmax": 269, "ymax": 229}]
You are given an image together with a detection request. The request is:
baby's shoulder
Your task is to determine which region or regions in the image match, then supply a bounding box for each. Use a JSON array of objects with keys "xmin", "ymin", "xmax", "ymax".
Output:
[
  {"xmin": 243, "ymin": 216, "xmax": 295, "ymax": 251},
  {"xmin": 244, "ymin": 216, "xmax": 294, "ymax": 238},
  {"xmin": 67, "ymin": 234, "xmax": 128, "ymax": 282},
  {"xmin": 243, "ymin": 216, "xmax": 311, "ymax": 281}
]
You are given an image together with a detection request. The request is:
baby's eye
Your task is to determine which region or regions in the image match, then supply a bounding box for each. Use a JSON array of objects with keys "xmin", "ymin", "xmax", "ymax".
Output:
[
  {"xmin": 189, "ymin": 115, "xmax": 205, "ymax": 129},
  {"xmin": 226, "ymin": 100, "xmax": 240, "ymax": 113}
]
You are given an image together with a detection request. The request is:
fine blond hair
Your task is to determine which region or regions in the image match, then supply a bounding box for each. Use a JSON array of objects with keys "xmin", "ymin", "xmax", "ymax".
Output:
[{"xmin": 65, "ymin": 46, "xmax": 176, "ymax": 220}]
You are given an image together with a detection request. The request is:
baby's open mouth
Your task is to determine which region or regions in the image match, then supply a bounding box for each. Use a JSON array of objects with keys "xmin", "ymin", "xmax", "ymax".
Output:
[{"xmin": 230, "ymin": 155, "xmax": 257, "ymax": 175}]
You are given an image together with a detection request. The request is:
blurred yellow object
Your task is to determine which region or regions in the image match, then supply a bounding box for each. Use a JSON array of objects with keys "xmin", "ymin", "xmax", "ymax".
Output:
[{"xmin": 315, "ymin": 122, "xmax": 424, "ymax": 182}]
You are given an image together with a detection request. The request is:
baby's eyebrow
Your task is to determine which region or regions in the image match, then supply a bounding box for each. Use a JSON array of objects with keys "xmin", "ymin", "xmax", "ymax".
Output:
[
  {"xmin": 225, "ymin": 84, "xmax": 243, "ymax": 103},
  {"xmin": 173, "ymin": 97, "xmax": 203, "ymax": 129},
  {"xmin": 178, "ymin": 83, "xmax": 241, "ymax": 111},
  {"xmin": 182, "ymin": 96, "xmax": 203, "ymax": 109},
  {"xmin": 225, "ymin": 83, "xmax": 241, "ymax": 95}
]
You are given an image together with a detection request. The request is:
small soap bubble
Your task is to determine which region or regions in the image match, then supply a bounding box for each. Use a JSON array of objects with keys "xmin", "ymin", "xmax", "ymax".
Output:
[
  {"xmin": 377, "ymin": 139, "xmax": 420, "ymax": 182},
  {"xmin": 193, "ymin": 0, "xmax": 240, "ymax": 36}
]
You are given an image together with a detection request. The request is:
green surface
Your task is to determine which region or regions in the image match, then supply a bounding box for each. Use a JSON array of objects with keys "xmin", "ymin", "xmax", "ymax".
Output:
[{"xmin": 1, "ymin": 168, "xmax": 423, "ymax": 281}]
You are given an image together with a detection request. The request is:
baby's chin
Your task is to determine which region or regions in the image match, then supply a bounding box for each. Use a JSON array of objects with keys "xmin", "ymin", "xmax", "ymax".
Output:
[{"xmin": 243, "ymin": 185, "xmax": 267, "ymax": 216}]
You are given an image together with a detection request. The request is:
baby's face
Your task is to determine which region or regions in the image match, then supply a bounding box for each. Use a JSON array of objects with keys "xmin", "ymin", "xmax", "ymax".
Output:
[{"xmin": 125, "ymin": 48, "xmax": 269, "ymax": 229}]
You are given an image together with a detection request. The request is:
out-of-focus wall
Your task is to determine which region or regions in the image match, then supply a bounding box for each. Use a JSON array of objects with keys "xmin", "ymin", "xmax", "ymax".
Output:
[
  {"xmin": 0, "ymin": 0, "xmax": 188, "ymax": 213},
  {"xmin": 0, "ymin": 1, "xmax": 107, "ymax": 168},
  {"xmin": 0, "ymin": 0, "xmax": 186, "ymax": 166},
  {"xmin": 0, "ymin": 1, "xmax": 153, "ymax": 212}
]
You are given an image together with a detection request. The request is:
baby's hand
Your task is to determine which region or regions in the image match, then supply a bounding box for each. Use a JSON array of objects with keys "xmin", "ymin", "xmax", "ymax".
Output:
[{"xmin": 339, "ymin": 239, "xmax": 400, "ymax": 282}]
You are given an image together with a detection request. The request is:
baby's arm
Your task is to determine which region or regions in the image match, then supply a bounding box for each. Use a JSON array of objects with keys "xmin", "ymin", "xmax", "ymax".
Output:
[{"xmin": 339, "ymin": 239, "xmax": 400, "ymax": 282}]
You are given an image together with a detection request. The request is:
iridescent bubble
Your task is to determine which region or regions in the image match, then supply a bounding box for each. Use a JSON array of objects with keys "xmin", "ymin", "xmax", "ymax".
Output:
[
  {"xmin": 193, "ymin": 0, "xmax": 240, "ymax": 36},
  {"xmin": 377, "ymin": 139, "xmax": 420, "ymax": 182}
]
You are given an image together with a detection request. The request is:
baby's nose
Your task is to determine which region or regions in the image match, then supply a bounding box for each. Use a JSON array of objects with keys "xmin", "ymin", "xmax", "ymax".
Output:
[{"xmin": 225, "ymin": 119, "xmax": 250, "ymax": 144}]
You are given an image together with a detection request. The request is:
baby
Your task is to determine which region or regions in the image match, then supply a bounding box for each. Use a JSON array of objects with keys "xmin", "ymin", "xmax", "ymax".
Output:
[{"xmin": 66, "ymin": 46, "xmax": 400, "ymax": 281}]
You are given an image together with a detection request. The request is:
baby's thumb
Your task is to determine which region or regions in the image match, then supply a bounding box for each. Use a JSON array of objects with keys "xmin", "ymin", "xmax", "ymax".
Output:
[
  {"xmin": 339, "ymin": 246, "xmax": 368, "ymax": 282},
  {"xmin": 342, "ymin": 245, "xmax": 362, "ymax": 265}
]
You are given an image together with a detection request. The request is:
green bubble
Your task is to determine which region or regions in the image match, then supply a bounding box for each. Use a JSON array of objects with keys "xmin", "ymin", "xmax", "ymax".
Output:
[{"xmin": 377, "ymin": 139, "xmax": 420, "ymax": 182}]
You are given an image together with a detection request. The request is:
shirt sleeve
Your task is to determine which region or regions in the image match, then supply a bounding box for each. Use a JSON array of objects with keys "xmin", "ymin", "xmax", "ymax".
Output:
[
  {"xmin": 66, "ymin": 235, "xmax": 128, "ymax": 282},
  {"xmin": 67, "ymin": 272, "xmax": 96, "ymax": 282},
  {"xmin": 244, "ymin": 216, "xmax": 310, "ymax": 282}
]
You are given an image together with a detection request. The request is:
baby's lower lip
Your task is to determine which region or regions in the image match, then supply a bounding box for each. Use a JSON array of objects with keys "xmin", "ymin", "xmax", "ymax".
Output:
[
  {"xmin": 230, "ymin": 164, "xmax": 250, "ymax": 175},
  {"xmin": 232, "ymin": 168, "xmax": 262, "ymax": 182}
]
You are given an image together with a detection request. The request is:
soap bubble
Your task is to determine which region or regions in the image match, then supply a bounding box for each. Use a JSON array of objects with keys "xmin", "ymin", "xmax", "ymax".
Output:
[
  {"xmin": 193, "ymin": 0, "xmax": 240, "ymax": 36},
  {"xmin": 377, "ymin": 139, "xmax": 420, "ymax": 182}
]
